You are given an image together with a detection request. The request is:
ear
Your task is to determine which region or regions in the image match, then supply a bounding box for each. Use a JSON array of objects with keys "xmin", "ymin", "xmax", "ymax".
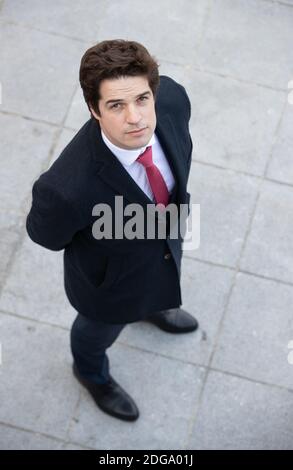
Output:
[{"xmin": 89, "ymin": 105, "xmax": 100, "ymax": 121}]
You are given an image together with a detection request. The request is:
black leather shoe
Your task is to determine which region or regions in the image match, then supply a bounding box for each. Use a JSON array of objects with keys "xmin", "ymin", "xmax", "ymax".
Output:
[
  {"xmin": 72, "ymin": 362, "xmax": 139, "ymax": 422},
  {"xmin": 145, "ymin": 308, "xmax": 199, "ymax": 333}
]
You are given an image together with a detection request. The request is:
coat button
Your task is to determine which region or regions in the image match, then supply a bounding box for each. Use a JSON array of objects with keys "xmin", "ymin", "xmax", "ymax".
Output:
[{"xmin": 164, "ymin": 253, "xmax": 171, "ymax": 260}]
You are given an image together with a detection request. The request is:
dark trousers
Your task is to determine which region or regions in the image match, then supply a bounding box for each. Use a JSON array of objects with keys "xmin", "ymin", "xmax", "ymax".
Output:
[{"xmin": 70, "ymin": 313, "xmax": 126, "ymax": 384}]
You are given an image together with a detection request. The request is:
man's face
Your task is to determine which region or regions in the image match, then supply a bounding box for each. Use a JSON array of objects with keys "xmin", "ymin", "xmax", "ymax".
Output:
[{"xmin": 90, "ymin": 75, "xmax": 157, "ymax": 150}]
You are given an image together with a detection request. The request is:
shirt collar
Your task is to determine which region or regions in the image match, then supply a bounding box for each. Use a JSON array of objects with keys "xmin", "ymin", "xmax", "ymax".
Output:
[{"xmin": 101, "ymin": 130, "xmax": 156, "ymax": 166}]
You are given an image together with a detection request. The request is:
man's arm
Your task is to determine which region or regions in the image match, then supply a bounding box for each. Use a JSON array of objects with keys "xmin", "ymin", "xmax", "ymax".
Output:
[
  {"xmin": 177, "ymin": 82, "xmax": 193, "ymax": 175},
  {"xmin": 186, "ymin": 132, "xmax": 193, "ymax": 176},
  {"xmin": 26, "ymin": 178, "xmax": 81, "ymax": 251},
  {"xmin": 177, "ymin": 82, "xmax": 191, "ymax": 123}
]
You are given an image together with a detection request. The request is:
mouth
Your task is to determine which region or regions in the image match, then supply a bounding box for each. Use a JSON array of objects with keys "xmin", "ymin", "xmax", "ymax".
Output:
[{"xmin": 127, "ymin": 127, "xmax": 147, "ymax": 135}]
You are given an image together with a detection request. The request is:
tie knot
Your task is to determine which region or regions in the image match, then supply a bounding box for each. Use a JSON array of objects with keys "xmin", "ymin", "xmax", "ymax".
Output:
[{"xmin": 136, "ymin": 146, "xmax": 153, "ymax": 168}]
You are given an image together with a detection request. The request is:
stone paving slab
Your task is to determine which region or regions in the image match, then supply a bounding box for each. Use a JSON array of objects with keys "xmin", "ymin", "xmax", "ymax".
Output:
[
  {"xmin": 0, "ymin": 21, "xmax": 86, "ymax": 123},
  {"xmin": 241, "ymin": 179, "xmax": 293, "ymax": 284},
  {"xmin": 0, "ymin": 236, "xmax": 74, "ymax": 328},
  {"xmin": 0, "ymin": 422, "xmax": 93, "ymax": 450},
  {"xmin": 212, "ymin": 272, "xmax": 293, "ymax": 389},
  {"xmin": 49, "ymin": 127, "xmax": 79, "ymax": 165},
  {"xmin": 96, "ymin": 0, "xmax": 208, "ymax": 67},
  {"xmin": 65, "ymin": 86, "xmax": 91, "ymax": 131},
  {"xmin": 0, "ymin": 0, "xmax": 107, "ymax": 42},
  {"xmin": 188, "ymin": 370, "xmax": 293, "ymax": 450},
  {"xmin": 0, "ymin": 313, "xmax": 79, "ymax": 440},
  {"xmin": 187, "ymin": 162, "xmax": 260, "ymax": 267},
  {"xmin": 0, "ymin": 224, "xmax": 21, "ymax": 290},
  {"xmin": 266, "ymin": 103, "xmax": 293, "ymax": 185},
  {"xmin": 196, "ymin": 0, "xmax": 293, "ymax": 89},
  {"xmin": 0, "ymin": 424, "xmax": 65, "ymax": 450},
  {"xmin": 159, "ymin": 62, "xmax": 286, "ymax": 177},
  {"xmin": 0, "ymin": 113, "xmax": 57, "ymax": 217}
]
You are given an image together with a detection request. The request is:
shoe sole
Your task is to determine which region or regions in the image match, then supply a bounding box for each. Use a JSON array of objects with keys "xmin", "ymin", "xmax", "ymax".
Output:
[{"xmin": 146, "ymin": 320, "xmax": 199, "ymax": 333}]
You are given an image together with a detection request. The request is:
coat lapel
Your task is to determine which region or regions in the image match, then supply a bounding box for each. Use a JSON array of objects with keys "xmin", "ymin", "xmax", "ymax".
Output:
[{"xmin": 89, "ymin": 113, "xmax": 186, "ymax": 208}]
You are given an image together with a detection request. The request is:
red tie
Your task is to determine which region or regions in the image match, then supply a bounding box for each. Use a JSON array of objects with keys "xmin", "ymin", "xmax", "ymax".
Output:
[{"xmin": 136, "ymin": 146, "xmax": 169, "ymax": 206}]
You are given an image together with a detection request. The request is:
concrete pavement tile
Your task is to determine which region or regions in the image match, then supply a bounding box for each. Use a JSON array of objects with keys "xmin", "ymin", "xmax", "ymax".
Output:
[
  {"xmin": 97, "ymin": 0, "xmax": 207, "ymax": 66},
  {"xmin": 0, "ymin": 313, "xmax": 79, "ymax": 440},
  {"xmin": 0, "ymin": 113, "xmax": 57, "ymax": 217},
  {"xmin": 241, "ymin": 179, "xmax": 293, "ymax": 283},
  {"xmin": 61, "ymin": 442, "xmax": 92, "ymax": 450},
  {"xmin": 0, "ymin": 0, "xmax": 107, "ymax": 41},
  {"xmin": 197, "ymin": 0, "xmax": 293, "ymax": 89},
  {"xmin": 187, "ymin": 162, "xmax": 260, "ymax": 267},
  {"xmin": 0, "ymin": 236, "xmax": 75, "ymax": 329},
  {"xmin": 68, "ymin": 343, "xmax": 205, "ymax": 450},
  {"xmin": 0, "ymin": 22, "xmax": 85, "ymax": 123},
  {"xmin": 64, "ymin": 85, "xmax": 91, "ymax": 131},
  {"xmin": 159, "ymin": 63, "xmax": 285, "ymax": 176},
  {"xmin": 49, "ymin": 127, "xmax": 77, "ymax": 165},
  {"xmin": 118, "ymin": 257, "xmax": 234, "ymax": 367},
  {"xmin": 188, "ymin": 370, "xmax": 293, "ymax": 449},
  {"xmin": 212, "ymin": 272, "xmax": 293, "ymax": 389},
  {"xmin": 266, "ymin": 104, "xmax": 293, "ymax": 185},
  {"xmin": 0, "ymin": 222, "xmax": 22, "ymax": 290},
  {"xmin": 0, "ymin": 126, "xmax": 79, "ymax": 327},
  {"xmin": 0, "ymin": 423, "xmax": 64, "ymax": 449}
]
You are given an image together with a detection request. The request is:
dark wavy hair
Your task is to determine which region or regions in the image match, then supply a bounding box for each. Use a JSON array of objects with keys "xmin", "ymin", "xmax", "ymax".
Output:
[{"xmin": 79, "ymin": 39, "xmax": 160, "ymax": 116}]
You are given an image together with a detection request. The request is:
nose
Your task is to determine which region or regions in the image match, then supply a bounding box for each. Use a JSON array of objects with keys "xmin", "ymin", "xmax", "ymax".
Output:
[{"xmin": 126, "ymin": 104, "xmax": 141, "ymax": 124}]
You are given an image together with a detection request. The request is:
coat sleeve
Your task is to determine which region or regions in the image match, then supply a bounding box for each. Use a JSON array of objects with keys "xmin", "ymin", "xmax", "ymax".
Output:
[
  {"xmin": 176, "ymin": 82, "xmax": 191, "ymax": 122},
  {"xmin": 177, "ymin": 83, "xmax": 193, "ymax": 175},
  {"xmin": 26, "ymin": 177, "xmax": 81, "ymax": 251}
]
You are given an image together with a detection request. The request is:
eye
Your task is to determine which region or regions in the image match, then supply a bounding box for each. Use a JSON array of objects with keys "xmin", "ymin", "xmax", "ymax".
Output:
[
  {"xmin": 138, "ymin": 95, "xmax": 149, "ymax": 102},
  {"xmin": 110, "ymin": 103, "xmax": 122, "ymax": 110}
]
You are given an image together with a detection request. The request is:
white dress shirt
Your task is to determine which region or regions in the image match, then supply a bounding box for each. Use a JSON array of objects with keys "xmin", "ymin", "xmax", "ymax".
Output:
[{"xmin": 101, "ymin": 130, "xmax": 176, "ymax": 202}]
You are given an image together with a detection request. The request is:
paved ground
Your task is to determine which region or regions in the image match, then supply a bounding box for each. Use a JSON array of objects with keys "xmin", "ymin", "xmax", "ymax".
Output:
[{"xmin": 0, "ymin": 0, "xmax": 293, "ymax": 450}]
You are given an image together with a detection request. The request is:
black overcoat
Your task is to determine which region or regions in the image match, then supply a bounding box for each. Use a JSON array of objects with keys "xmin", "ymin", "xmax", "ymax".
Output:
[{"xmin": 26, "ymin": 75, "xmax": 193, "ymax": 324}]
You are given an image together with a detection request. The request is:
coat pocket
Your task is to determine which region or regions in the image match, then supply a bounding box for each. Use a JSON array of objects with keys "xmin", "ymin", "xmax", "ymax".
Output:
[{"xmin": 97, "ymin": 256, "xmax": 123, "ymax": 290}]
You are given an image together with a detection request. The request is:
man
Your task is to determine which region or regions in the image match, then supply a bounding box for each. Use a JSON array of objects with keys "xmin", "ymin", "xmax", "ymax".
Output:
[{"xmin": 26, "ymin": 39, "xmax": 198, "ymax": 422}]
